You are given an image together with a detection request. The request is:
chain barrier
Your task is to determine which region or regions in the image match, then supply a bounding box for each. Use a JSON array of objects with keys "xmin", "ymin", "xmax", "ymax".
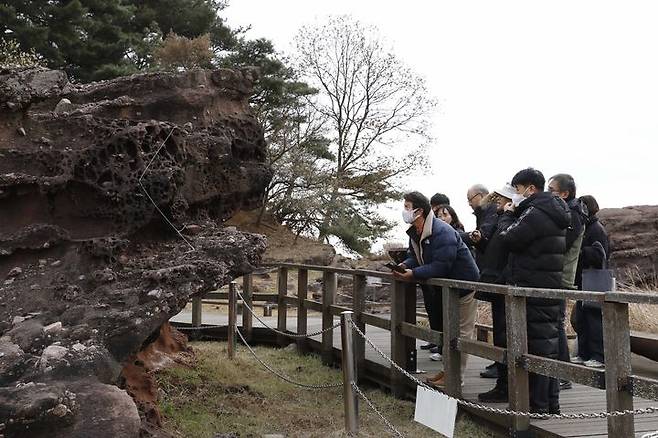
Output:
[
  {"xmin": 351, "ymin": 381, "xmax": 405, "ymax": 438},
  {"xmin": 235, "ymin": 327, "xmax": 343, "ymax": 389},
  {"xmin": 349, "ymin": 320, "xmax": 658, "ymax": 420},
  {"xmin": 175, "ymin": 324, "xmax": 225, "ymax": 331},
  {"xmin": 642, "ymin": 431, "xmax": 658, "ymax": 438},
  {"xmin": 138, "ymin": 127, "xmax": 196, "ymax": 252},
  {"xmin": 237, "ymin": 290, "xmax": 341, "ymax": 338}
]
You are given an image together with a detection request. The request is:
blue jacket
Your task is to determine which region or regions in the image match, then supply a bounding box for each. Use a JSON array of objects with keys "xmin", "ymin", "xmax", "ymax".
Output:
[{"xmin": 403, "ymin": 215, "xmax": 480, "ymax": 288}]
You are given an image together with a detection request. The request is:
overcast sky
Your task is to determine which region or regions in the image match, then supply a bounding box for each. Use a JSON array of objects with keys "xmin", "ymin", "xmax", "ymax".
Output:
[{"xmin": 225, "ymin": 1, "xmax": 657, "ymax": 233}]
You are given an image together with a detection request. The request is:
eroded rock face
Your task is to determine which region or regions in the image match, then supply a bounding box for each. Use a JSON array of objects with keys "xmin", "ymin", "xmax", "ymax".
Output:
[
  {"xmin": 598, "ymin": 205, "xmax": 658, "ymax": 286},
  {"xmin": 0, "ymin": 67, "xmax": 271, "ymax": 437}
]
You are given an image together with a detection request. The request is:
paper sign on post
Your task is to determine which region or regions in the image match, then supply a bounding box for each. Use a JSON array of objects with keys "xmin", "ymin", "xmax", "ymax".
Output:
[{"xmin": 414, "ymin": 386, "xmax": 458, "ymax": 438}]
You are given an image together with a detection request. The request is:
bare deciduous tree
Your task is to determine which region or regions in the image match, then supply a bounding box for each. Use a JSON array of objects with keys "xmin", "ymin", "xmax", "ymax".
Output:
[{"xmin": 294, "ymin": 16, "xmax": 436, "ymax": 250}]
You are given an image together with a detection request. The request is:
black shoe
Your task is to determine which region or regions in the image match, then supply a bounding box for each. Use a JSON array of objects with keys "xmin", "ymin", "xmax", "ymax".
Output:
[
  {"xmin": 429, "ymin": 346, "xmax": 441, "ymax": 354},
  {"xmin": 480, "ymin": 366, "xmax": 499, "ymax": 379},
  {"xmin": 559, "ymin": 380, "xmax": 572, "ymax": 390},
  {"xmin": 530, "ymin": 407, "xmax": 550, "ymax": 419},
  {"xmin": 420, "ymin": 343, "xmax": 437, "ymax": 350},
  {"xmin": 486, "ymin": 362, "xmax": 497, "ymax": 370},
  {"xmin": 478, "ymin": 386, "xmax": 508, "ymax": 403}
]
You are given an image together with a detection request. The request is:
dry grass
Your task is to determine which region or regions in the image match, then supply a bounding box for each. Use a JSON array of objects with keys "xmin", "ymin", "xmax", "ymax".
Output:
[{"xmin": 157, "ymin": 342, "xmax": 499, "ymax": 438}]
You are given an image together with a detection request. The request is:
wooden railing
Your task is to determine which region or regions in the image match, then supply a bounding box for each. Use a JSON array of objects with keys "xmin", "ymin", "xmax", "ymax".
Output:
[{"xmin": 188, "ymin": 263, "xmax": 658, "ymax": 437}]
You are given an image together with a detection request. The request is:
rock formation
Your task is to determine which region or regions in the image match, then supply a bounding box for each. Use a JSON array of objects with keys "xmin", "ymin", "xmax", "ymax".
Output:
[
  {"xmin": 0, "ymin": 67, "xmax": 271, "ymax": 437},
  {"xmin": 599, "ymin": 205, "xmax": 658, "ymax": 287}
]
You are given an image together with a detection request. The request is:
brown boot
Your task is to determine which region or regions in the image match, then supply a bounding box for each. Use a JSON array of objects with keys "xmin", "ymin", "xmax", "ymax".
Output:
[{"xmin": 425, "ymin": 371, "xmax": 445, "ymax": 388}]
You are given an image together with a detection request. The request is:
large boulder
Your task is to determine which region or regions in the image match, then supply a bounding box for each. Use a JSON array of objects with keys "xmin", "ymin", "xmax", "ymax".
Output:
[
  {"xmin": 598, "ymin": 205, "xmax": 658, "ymax": 287},
  {"xmin": 0, "ymin": 66, "xmax": 271, "ymax": 437}
]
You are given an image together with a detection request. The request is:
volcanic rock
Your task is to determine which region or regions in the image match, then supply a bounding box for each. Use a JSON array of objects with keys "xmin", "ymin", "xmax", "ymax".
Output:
[
  {"xmin": 0, "ymin": 66, "xmax": 271, "ymax": 437},
  {"xmin": 599, "ymin": 205, "xmax": 658, "ymax": 286}
]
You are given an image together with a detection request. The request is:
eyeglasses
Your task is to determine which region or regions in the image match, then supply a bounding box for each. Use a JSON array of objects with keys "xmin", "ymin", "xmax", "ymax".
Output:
[{"xmin": 468, "ymin": 193, "xmax": 481, "ymax": 203}]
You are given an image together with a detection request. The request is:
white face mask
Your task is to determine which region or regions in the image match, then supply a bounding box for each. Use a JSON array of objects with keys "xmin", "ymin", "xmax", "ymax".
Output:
[
  {"xmin": 511, "ymin": 194, "xmax": 525, "ymax": 207},
  {"xmin": 402, "ymin": 208, "xmax": 419, "ymax": 224},
  {"xmin": 511, "ymin": 187, "xmax": 531, "ymax": 207}
]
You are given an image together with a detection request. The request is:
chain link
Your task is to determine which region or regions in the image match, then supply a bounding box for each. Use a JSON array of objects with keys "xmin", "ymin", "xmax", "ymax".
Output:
[
  {"xmin": 349, "ymin": 320, "xmax": 658, "ymax": 420},
  {"xmin": 138, "ymin": 127, "xmax": 196, "ymax": 252},
  {"xmin": 351, "ymin": 381, "xmax": 405, "ymax": 438},
  {"xmin": 235, "ymin": 327, "xmax": 343, "ymax": 389},
  {"xmin": 237, "ymin": 290, "xmax": 341, "ymax": 338},
  {"xmin": 175, "ymin": 324, "xmax": 224, "ymax": 331}
]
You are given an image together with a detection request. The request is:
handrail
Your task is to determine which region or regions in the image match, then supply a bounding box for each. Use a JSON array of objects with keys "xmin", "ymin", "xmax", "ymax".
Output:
[
  {"xmin": 275, "ymin": 262, "xmax": 658, "ymax": 304},
  {"xmin": 184, "ymin": 263, "xmax": 657, "ymax": 437}
]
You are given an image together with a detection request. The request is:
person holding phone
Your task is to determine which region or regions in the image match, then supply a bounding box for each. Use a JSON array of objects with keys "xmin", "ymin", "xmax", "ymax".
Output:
[{"xmin": 394, "ymin": 192, "xmax": 479, "ymax": 388}]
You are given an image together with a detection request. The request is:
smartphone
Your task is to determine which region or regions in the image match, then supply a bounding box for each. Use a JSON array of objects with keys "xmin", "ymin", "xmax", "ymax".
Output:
[{"xmin": 384, "ymin": 262, "xmax": 407, "ymax": 273}]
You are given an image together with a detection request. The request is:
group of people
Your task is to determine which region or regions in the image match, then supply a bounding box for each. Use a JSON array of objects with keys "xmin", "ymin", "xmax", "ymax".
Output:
[{"xmin": 394, "ymin": 167, "xmax": 610, "ymax": 415}]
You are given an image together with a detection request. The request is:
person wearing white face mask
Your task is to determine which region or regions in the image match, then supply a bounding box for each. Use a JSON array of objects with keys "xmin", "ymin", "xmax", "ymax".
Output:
[
  {"xmin": 395, "ymin": 191, "xmax": 480, "ymax": 388},
  {"xmin": 499, "ymin": 168, "xmax": 571, "ymax": 415}
]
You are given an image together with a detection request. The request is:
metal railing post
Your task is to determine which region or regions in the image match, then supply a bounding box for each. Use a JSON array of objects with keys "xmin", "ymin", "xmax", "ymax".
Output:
[
  {"xmin": 228, "ymin": 281, "xmax": 237, "ymax": 360},
  {"xmin": 340, "ymin": 311, "xmax": 359, "ymax": 435}
]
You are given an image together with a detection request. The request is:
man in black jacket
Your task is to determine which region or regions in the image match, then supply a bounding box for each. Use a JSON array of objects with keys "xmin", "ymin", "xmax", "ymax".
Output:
[
  {"xmin": 462, "ymin": 184, "xmax": 499, "ymax": 269},
  {"xmin": 500, "ymin": 168, "xmax": 571, "ymax": 415},
  {"xmin": 547, "ymin": 174, "xmax": 587, "ymax": 391}
]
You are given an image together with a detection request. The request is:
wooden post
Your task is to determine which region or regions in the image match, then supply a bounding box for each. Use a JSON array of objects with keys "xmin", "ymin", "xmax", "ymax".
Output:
[
  {"xmin": 242, "ymin": 273, "xmax": 253, "ymax": 342},
  {"xmin": 227, "ymin": 282, "xmax": 237, "ymax": 359},
  {"xmin": 442, "ymin": 286, "xmax": 462, "ymax": 397},
  {"xmin": 296, "ymin": 269, "xmax": 309, "ymax": 353},
  {"xmin": 353, "ymin": 274, "xmax": 367, "ymax": 383},
  {"xmin": 277, "ymin": 267, "xmax": 289, "ymax": 347},
  {"xmin": 505, "ymin": 295, "xmax": 530, "ymax": 436},
  {"xmin": 390, "ymin": 280, "xmax": 417, "ymax": 398},
  {"xmin": 602, "ymin": 301, "xmax": 634, "ymax": 437},
  {"xmin": 321, "ymin": 271, "xmax": 337, "ymax": 366},
  {"xmin": 191, "ymin": 296, "xmax": 202, "ymax": 327}
]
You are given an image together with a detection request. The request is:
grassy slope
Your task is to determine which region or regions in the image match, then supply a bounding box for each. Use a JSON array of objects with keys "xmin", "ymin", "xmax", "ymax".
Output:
[{"xmin": 157, "ymin": 342, "xmax": 498, "ymax": 438}]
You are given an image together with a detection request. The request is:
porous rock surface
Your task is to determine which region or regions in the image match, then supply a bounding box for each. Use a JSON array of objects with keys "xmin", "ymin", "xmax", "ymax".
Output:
[{"xmin": 0, "ymin": 66, "xmax": 271, "ymax": 437}]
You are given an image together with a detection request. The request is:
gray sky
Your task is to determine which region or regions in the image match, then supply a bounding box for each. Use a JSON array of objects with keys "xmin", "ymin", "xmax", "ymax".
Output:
[{"xmin": 225, "ymin": 1, "xmax": 657, "ymax": 232}]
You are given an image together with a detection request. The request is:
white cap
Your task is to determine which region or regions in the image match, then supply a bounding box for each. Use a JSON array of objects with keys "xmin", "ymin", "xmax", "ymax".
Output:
[{"xmin": 494, "ymin": 183, "xmax": 516, "ymax": 200}]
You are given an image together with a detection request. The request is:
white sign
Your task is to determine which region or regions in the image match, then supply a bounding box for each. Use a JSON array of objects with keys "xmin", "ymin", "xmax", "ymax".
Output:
[{"xmin": 414, "ymin": 386, "xmax": 458, "ymax": 438}]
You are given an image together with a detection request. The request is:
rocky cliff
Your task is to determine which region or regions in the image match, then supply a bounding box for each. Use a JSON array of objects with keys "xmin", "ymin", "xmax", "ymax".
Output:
[
  {"xmin": 599, "ymin": 205, "xmax": 658, "ymax": 287},
  {"xmin": 0, "ymin": 67, "xmax": 271, "ymax": 437}
]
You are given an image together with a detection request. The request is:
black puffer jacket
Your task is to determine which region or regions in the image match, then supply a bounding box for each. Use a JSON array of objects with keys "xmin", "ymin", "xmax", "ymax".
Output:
[
  {"xmin": 479, "ymin": 210, "xmax": 516, "ymax": 284},
  {"xmin": 476, "ymin": 210, "xmax": 516, "ymax": 302},
  {"xmin": 501, "ymin": 192, "xmax": 570, "ymax": 290},
  {"xmin": 500, "ymin": 192, "xmax": 570, "ymax": 357}
]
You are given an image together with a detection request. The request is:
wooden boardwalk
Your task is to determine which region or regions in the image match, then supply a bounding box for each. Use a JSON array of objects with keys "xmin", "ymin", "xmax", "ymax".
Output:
[{"xmin": 172, "ymin": 310, "xmax": 658, "ymax": 438}]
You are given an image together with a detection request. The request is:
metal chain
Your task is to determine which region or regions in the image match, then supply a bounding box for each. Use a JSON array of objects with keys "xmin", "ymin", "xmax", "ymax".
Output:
[
  {"xmin": 175, "ymin": 324, "xmax": 225, "ymax": 331},
  {"xmin": 138, "ymin": 127, "xmax": 196, "ymax": 252},
  {"xmin": 237, "ymin": 290, "xmax": 341, "ymax": 338},
  {"xmin": 351, "ymin": 381, "xmax": 405, "ymax": 438},
  {"xmin": 235, "ymin": 327, "xmax": 343, "ymax": 389},
  {"xmin": 349, "ymin": 320, "xmax": 658, "ymax": 420}
]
